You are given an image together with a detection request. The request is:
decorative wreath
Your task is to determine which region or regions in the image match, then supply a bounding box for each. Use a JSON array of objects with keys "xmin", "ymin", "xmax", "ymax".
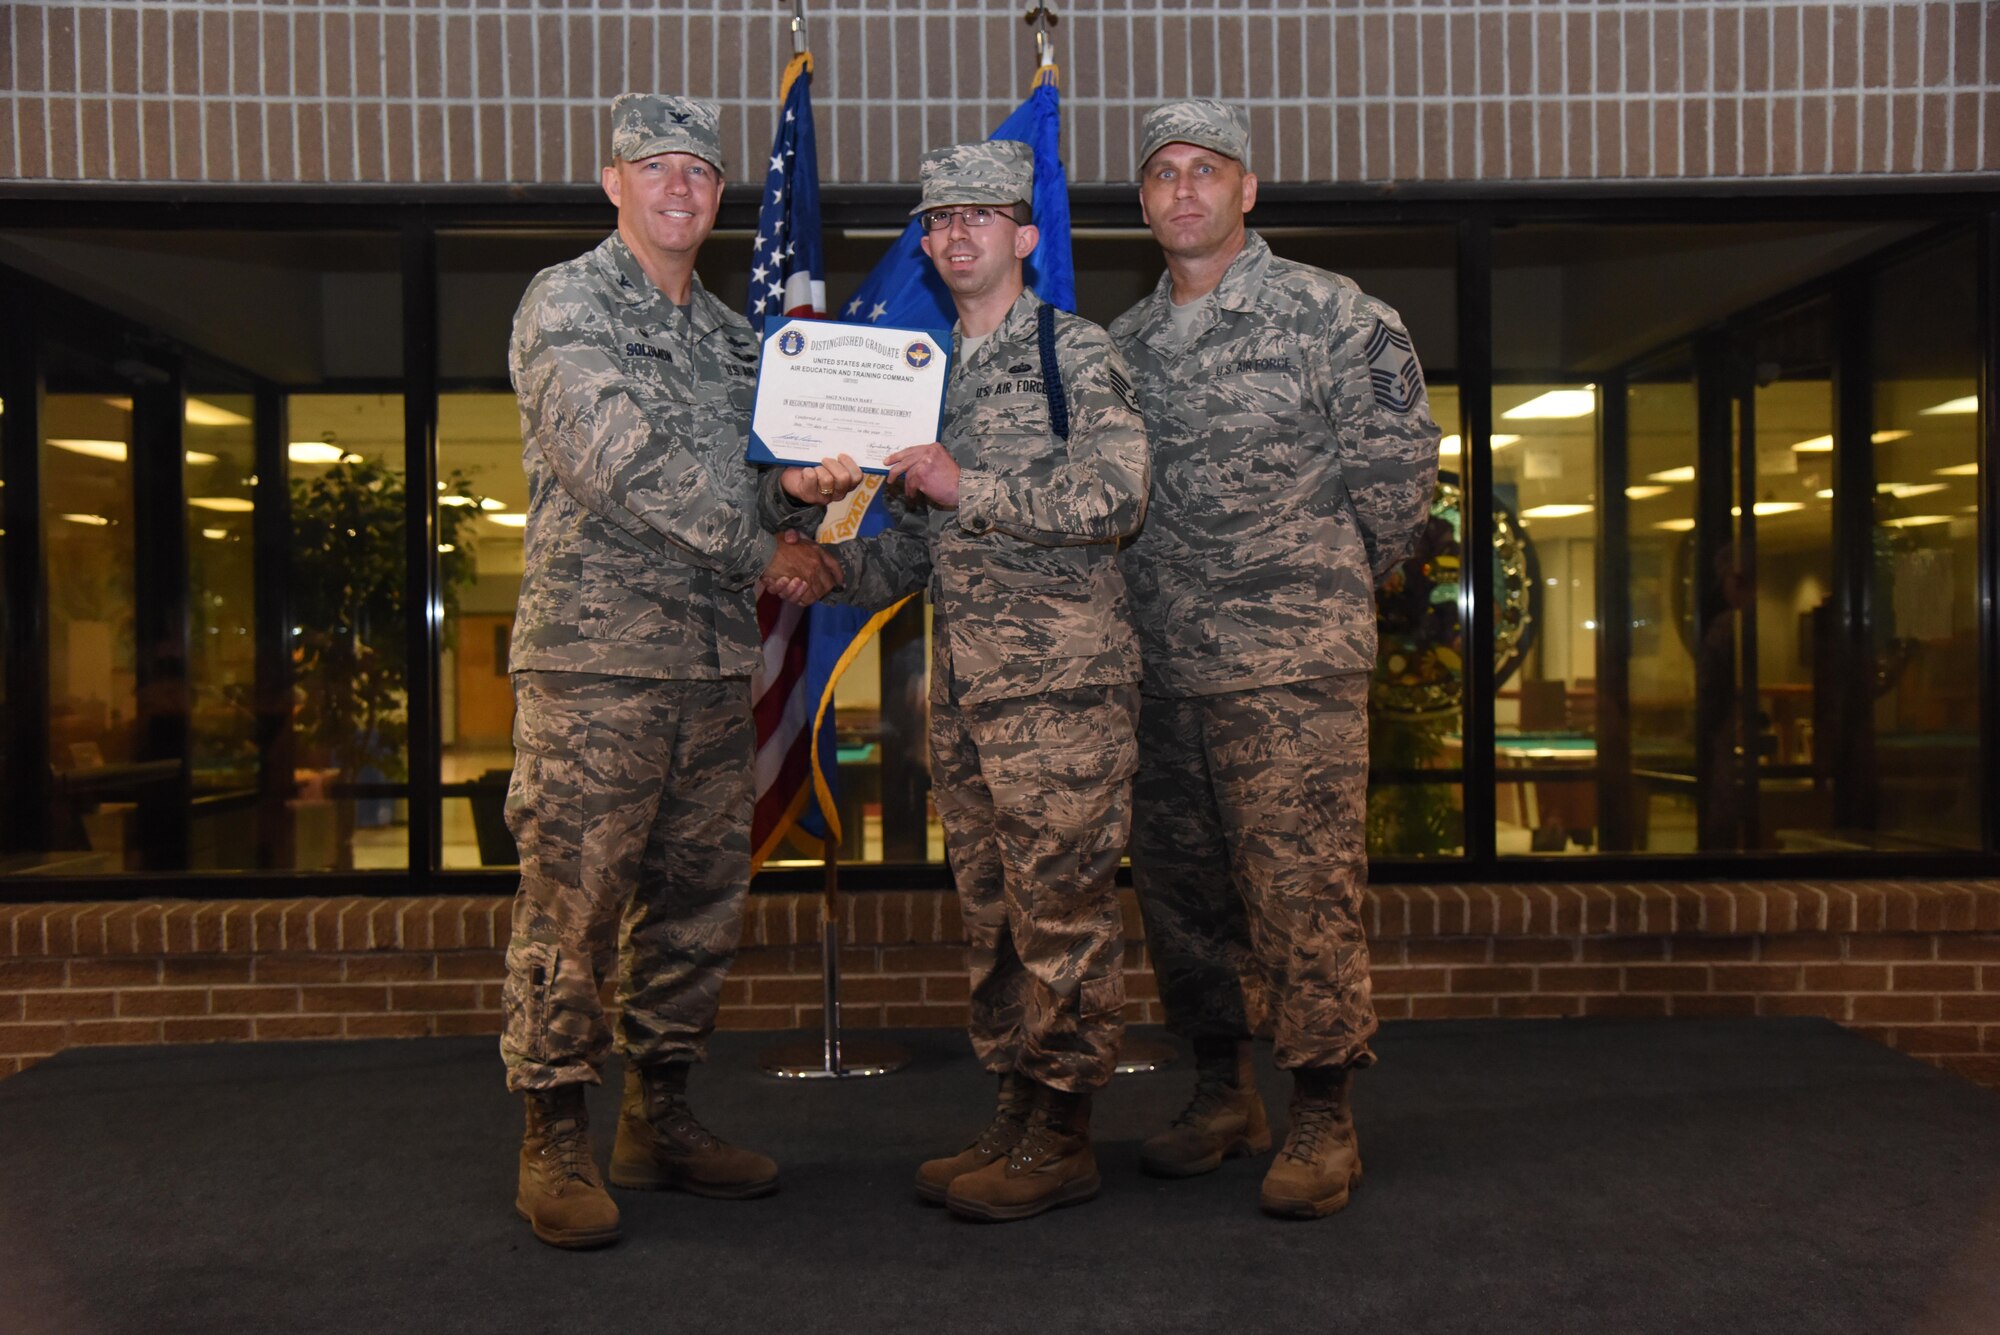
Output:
[{"xmin": 1371, "ymin": 474, "xmax": 1539, "ymax": 720}]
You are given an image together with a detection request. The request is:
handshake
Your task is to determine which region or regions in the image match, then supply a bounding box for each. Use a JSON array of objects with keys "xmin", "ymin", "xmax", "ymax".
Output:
[
  {"xmin": 761, "ymin": 529, "xmax": 843, "ymax": 606},
  {"xmin": 764, "ymin": 454, "xmax": 862, "ymax": 607},
  {"xmin": 763, "ymin": 443, "xmax": 959, "ymax": 607}
]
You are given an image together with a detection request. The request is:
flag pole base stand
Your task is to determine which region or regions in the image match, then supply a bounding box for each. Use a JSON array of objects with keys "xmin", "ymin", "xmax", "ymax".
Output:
[
  {"xmin": 759, "ymin": 1037, "xmax": 910, "ymax": 1079},
  {"xmin": 1113, "ymin": 1037, "xmax": 1179, "ymax": 1075}
]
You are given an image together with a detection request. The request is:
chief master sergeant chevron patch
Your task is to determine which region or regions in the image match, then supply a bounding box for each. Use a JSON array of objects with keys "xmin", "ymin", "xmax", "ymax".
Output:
[{"xmin": 1365, "ymin": 318, "xmax": 1423, "ymax": 414}]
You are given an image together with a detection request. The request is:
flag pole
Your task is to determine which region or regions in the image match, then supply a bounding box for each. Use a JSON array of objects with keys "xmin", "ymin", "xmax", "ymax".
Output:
[
  {"xmin": 1024, "ymin": 3, "xmax": 1059, "ymax": 71},
  {"xmin": 759, "ymin": 825, "xmax": 909, "ymax": 1079},
  {"xmin": 756, "ymin": 0, "xmax": 907, "ymax": 1080}
]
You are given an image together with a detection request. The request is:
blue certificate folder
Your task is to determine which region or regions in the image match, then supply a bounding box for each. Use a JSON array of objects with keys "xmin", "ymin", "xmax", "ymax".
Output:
[{"xmin": 745, "ymin": 314, "xmax": 953, "ymax": 476}]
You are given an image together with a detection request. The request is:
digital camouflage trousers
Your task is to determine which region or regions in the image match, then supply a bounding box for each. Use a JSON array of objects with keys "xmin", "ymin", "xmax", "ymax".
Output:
[
  {"xmin": 1128, "ymin": 672, "xmax": 1378, "ymax": 1072},
  {"xmin": 500, "ymin": 671, "xmax": 752, "ymax": 1092},
  {"xmin": 930, "ymin": 683, "xmax": 1140, "ymax": 1093}
]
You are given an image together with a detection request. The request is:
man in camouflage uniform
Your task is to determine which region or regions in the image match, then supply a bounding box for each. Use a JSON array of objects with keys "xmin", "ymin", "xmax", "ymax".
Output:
[
  {"xmin": 501, "ymin": 93, "xmax": 859, "ymax": 1250},
  {"xmin": 775, "ymin": 140, "xmax": 1149, "ymax": 1222},
  {"xmin": 1110, "ymin": 100, "xmax": 1440, "ymax": 1219}
]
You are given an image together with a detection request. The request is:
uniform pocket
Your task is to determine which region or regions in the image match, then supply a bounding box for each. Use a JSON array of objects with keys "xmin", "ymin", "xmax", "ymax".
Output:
[
  {"xmin": 503, "ymin": 940, "xmax": 559, "ymax": 1061},
  {"xmin": 1079, "ymin": 972, "xmax": 1125, "ymax": 1019}
]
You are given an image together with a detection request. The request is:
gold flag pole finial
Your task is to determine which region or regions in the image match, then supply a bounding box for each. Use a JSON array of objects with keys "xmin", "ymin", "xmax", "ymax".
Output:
[
  {"xmin": 1024, "ymin": 3, "xmax": 1060, "ymax": 88},
  {"xmin": 780, "ymin": 0, "xmax": 812, "ymax": 98}
]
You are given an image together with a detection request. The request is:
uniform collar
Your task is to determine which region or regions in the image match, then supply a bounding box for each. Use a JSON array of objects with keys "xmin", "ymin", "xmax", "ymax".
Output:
[
  {"xmin": 1131, "ymin": 230, "xmax": 1272, "ymax": 350},
  {"xmin": 598, "ymin": 232, "xmax": 726, "ymax": 337},
  {"xmin": 955, "ymin": 286, "xmax": 1042, "ymax": 371}
]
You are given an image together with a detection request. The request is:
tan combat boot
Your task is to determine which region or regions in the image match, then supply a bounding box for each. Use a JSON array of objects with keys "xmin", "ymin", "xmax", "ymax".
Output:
[
  {"xmin": 1259, "ymin": 1064, "xmax": 1363, "ymax": 1219},
  {"xmin": 945, "ymin": 1083, "xmax": 1100, "ymax": 1222},
  {"xmin": 516, "ymin": 1085, "xmax": 621, "ymax": 1249},
  {"xmin": 1140, "ymin": 1037, "xmax": 1271, "ymax": 1178},
  {"xmin": 915, "ymin": 1070, "xmax": 1036, "ymax": 1203},
  {"xmin": 608, "ymin": 1063, "xmax": 779, "ymax": 1198}
]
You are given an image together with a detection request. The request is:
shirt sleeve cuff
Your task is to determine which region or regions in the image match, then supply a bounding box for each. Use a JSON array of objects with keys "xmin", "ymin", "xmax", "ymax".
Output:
[
  {"xmin": 725, "ymin": 528, "xmax": 780, "ymax": 591},
  {"xmin": 955, "ymin": 471, "xmax": 995, "ymax": 534}
]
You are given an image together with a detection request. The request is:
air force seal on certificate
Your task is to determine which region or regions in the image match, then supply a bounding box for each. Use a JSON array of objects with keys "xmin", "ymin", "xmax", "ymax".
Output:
[{"xmin": 746, "ymin": 315, "xmax": 952, "ymax": 475}]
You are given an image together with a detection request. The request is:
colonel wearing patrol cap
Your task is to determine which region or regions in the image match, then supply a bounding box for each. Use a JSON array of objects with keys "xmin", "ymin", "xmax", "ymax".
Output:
[
  {"xmin": 772, "ymin": 138, "xmax": 1151, "ymax": 1222},
  {"xmin": 1110, "ymin": 99, "xmax": 1441, "ymax": 1220},
  {"xmin": 498, "ymin": 92, "xmax": 860, "ymax": 1250}
]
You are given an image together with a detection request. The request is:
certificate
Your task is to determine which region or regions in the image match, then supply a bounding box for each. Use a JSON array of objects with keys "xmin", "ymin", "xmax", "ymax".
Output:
[{"xmin": 746, "ymin": 315, "xmax": 952, "ymax": 475}]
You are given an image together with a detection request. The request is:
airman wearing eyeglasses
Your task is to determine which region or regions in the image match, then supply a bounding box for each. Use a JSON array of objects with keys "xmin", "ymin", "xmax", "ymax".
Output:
[{"xmin": 770, "ymin": 139, "xmax": 1150, "ymax": 1223}]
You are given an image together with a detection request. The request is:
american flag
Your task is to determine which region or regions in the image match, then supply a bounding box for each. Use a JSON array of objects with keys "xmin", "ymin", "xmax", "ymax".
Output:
[{"xmin": 749, "ymin": 51, "xmax": 828, "ymax": 870}]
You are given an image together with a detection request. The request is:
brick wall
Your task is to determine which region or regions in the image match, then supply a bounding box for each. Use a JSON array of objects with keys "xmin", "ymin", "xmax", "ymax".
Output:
[
  {"xmin": 5, "ymin": 882, "xmax": 1999, "ymax": 1090},
  {"xmin": 2, "ymin": 2, "xmax": 1992, "ymax": 187}
]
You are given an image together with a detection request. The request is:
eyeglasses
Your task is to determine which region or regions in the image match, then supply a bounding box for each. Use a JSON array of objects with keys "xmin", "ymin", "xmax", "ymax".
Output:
[{"xmin": 919, "ymin": 206, "xmax": 1020, "ymax": 232}]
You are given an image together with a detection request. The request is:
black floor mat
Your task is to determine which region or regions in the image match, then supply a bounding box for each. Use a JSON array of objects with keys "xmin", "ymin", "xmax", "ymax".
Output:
[{"xmin": 3, "ymin": 1017, "xmax": 1998, "ymax": 1335}]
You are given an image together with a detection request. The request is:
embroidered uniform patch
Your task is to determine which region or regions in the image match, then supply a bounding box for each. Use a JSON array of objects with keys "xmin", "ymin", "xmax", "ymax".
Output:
[
  {"xmin": 1105, "ymin": 365, "xmax": 1139, "ymax": 414},
  {"xmin": 1365, "ymin": 319, "xmax": 1422, "ymax": 414}
]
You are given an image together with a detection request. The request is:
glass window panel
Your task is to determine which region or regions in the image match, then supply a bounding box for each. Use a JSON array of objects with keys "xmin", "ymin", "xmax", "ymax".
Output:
[
  {"xmin": 1491, "ymin": 220, "xmax": 1933, "ymax": 858},
  {"xmin": 1625, "ymin": 362, "xmax": 1701, "ymax": 852},
  {"xmin": 0, "ymin": 229, "xmax": 401, "ymax": 877},
  {"xmin": 287, "ymin": 393, "xmax": 409, "ymax": 871},
  {"xmin": 42, "ymin": 370, "xmax": 138, "ymax": 872},
  {"xmin": 1369, "ymin": 380, "xmax": 1467, "ymax": 860},
  {"xmin": 1491, "ymin": 380, "xmax": 1600, "ymax": 854},
  {"xmin": 184, "ymin": 388, "xmax": 260, "ymax": 869},
  {"xmin": 437, "ymin": 391, "xmax": 526, "ymax": 869},
  {"xmin": 1738, "ymin": 306, "xmax": 1837, "ymax": 850},
  {"xmin": 1869, "ymin": 233, "xmax": 1980, "ymax": 849}
]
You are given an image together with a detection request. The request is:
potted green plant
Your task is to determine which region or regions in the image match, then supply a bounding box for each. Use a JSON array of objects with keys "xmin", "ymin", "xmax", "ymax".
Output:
[{"xmin": 288, "ymin": 455, "xmax": 483, "ymax": 867}]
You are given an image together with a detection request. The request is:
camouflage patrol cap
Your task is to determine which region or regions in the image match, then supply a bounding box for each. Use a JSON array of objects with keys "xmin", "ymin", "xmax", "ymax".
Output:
[
  {"xmin": 1137, "ymin": 99, "xmax": 1252, "ymax": 173},
  {"xmin": 908, "ymin": 139, "xmax": 1035, "ymax": 216},
  {"xmin": 609, "ymin": 93, "xmax": 726, "ymax": 173}
]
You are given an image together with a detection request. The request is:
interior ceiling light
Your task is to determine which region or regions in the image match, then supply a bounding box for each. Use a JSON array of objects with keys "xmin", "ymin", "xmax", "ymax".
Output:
[
  {"xmin": 1816, "ymin": 489, "xmax": 1835, "ymax": 499},
  {"xmin": 486, "ymin": 512, "xmax": 528, "ymax": 528},
  {"xmin": 1625, "ymin": 485, "xmax": 1671, "ymax": 499},
  {"xmin": 1880, "ymin": 514, "xmax": 1950, "ymax": 528},
  {"xmin": 1653, "ymin": 518, "xmax": 1696, "ymax": 532},
  {"xmin": 1436, "ymin": 434, "xmax": 1520, "ymax": 457},
  {"xmin": 439, "ymin": 495, "xmax": 477, "ymax": 507},
  {"xmin": 1920, "ymin": 396, "xmax": 1977, "ymax": 415},
  {"xmin": 1879, "ymin": 482, "xmax": 1947, "ymax": 499},
  {"xmin": 189, "ymin": 497, "xmax": 255, "ymax": 513},
  {"xmin": 61, "ymin": 512, "xmax": 112, "ymax": 526},
  {"xmin": 437, "ymin": 543, "xmax": 456, "ymax": 553},
  {"xmin": 480, "ymin": 497, "xmax": 508, "ymax": 511},
  {"xmin": 1647, "ymin": 466, "xmax": 1696, "ymax": 484},
  {"xmin": 288, "ymin": 442, "xmax": 348, "ymax": 464},
  {"xmin": 1502, "ymin": 389, "xmax": 1596, "ymax": 420},
  {"xmin": 1752, "ymin": 501, "xmax": 1805, "ymax": 516},
  {"xmin": 1934, "ymin": 463, "xmax": 1979, "ymax": 477},
  {"xmin": 1520, "ymin": 503, "xmax": 1594, "ymax": 519},
  {"xmin": 201, "ymin": 528, "xmax": 228, "ymax": 540},
  {"xmin": 185, "ymin": 450, "xmax": 218, "ymax": 465},
  {"xmin": 184, "ymin": 399, "xmax": 251, "ymax": 427},
  {"xmin": 1787, "ymin": 431, "xmax": 1912, "ymax": 451},
  {"xmin": 49, "ymin": 438, "xmax": 129, "ymax": 461}
]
